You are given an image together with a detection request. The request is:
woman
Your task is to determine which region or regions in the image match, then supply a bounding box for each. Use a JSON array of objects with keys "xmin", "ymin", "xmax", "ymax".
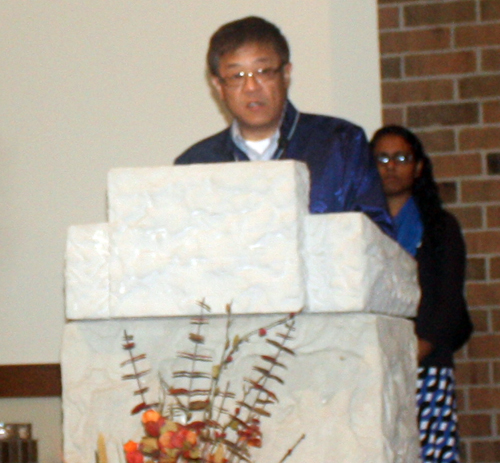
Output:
[{"xmin": 370, "ymin": 126, "xmax": 473, "ymax": 463}]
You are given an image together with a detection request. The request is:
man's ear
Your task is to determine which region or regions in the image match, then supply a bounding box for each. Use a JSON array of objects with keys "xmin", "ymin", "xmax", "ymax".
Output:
[
  {"xmin": 210, "ymin": 75, "xmax": 224, "ymax": 101},
  {"xmin": 283, "ymin": 62, "xmax": 292, "ymax": 88}
]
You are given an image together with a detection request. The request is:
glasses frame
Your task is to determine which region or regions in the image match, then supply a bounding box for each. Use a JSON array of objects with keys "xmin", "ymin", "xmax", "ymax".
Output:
[
  {"xmin": 375, "ymin": 152, "xmax": 415, "ymax": 165},
  {"xmin": 218, "ymin": 63, "xmax": 286, "ymax": 88}
]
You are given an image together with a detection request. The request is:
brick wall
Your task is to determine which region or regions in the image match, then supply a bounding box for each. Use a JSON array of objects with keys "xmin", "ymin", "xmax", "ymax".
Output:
[{"xmin": 378, "ymin": 1, "xmax": 500, "ymax": 461}]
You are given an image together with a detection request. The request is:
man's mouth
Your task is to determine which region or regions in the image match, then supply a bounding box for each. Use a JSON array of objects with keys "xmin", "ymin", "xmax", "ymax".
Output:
[{"xmin": 247, "ymin": 101, "xmax": 265, "ymax": 109}]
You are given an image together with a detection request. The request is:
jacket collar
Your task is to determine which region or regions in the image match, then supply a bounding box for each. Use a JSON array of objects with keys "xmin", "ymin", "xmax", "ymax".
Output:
[{"xmin": 228, "ymin": 100, "xmax": 300, "ymax": 161}]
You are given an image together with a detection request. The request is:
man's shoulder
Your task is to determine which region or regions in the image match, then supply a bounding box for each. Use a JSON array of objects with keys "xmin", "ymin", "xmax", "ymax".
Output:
[
  {"xmin": 293, "ymin": 111, "xmax": 368, "ymax": 156},
  {"xmin": 299, "ymin": 111, "xmax": 365, "ymax": 136},
  {"xmin": 175, "ymin": 128, "xmax": 232, "ymax": 165}
]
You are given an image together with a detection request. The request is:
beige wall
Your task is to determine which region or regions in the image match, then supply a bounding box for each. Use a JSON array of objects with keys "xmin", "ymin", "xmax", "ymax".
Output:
[
  {"xmin": 0, "ymin": 398, "xmax": 62, "ymax": 463},
  {"xmin": 0, "ymin": 2, "xmax": 380, "ymax": 459}
]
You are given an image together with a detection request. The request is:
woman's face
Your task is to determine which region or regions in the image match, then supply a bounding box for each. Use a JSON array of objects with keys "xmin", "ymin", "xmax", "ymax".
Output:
[{"xmin": 373, "ymin": 133, "xmax": 423, "ymax": 199}]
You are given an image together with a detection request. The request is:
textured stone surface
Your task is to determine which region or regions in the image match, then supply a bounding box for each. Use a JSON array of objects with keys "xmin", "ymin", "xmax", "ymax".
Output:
[
  {"xmin": 65, "ymin": 161, "xmax": 420, "ymax": 320},
  {"xmin": 61, "ymin": 313, "xmax": 419, "ymax": 463},
  {"xmin": 107, "ymin": 161, "xmax": 310, "ymax": 316},
  {"xmin": 305, "ymin": 213, "xmax": 420, "ymax": 317},
  {"xmin": 65, "ymin": 223, "xmax": 110, "ymax": 319}
]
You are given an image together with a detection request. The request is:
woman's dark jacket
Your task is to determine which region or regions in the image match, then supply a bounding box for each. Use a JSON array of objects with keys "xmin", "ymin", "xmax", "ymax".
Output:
[{"xmin": 416, "ymin": 210, "xmax": 473, "ymax": 367}]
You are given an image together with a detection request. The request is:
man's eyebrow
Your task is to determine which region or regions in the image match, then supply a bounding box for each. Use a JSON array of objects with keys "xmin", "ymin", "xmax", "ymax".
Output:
[{"xmin": 223, "ymin": 57, "xmax": 274, "ymax": 69}]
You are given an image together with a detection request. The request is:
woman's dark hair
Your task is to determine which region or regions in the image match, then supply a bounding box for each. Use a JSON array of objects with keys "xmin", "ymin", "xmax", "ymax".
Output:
[
  {"xmin": 369, "ymin": 125, "xmax": 445, "ymax": 250},
  {"xmin": 207, "ymin": 16, "xmax": 290, "ymax": 77}
]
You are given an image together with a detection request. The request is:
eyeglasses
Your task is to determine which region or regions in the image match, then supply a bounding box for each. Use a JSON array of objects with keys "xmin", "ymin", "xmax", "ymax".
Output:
[
  {"xmin": 218, "ymin": 64, "xmax": 285, "ymax": 88},
  {"xmin": 375, "ymin": 152, "xmax": 415, "ymax": 165}
]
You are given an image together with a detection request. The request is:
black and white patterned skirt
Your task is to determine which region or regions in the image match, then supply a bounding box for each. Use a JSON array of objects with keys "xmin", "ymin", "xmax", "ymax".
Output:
[{"xmin": 417, "ymin": 366, "xmax": 460, "ymax": 463}]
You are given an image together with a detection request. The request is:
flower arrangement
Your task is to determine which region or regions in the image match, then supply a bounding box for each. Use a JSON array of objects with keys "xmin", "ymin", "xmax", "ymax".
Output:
[{"xmin": 120, "ymin": 302, "xmax": 304, "ymax": 463}]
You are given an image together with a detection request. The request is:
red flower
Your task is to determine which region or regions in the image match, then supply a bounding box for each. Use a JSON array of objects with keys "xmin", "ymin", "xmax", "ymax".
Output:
[
  {"xmin": 258, "ymin": 328, "xmax": 267, "ymax": 337},
  {"xmin": 125, "ymin": 450, "xmax": 144, "ymax": 463},
  {"xmin": 144, "ymin": 418, "xmax": 165, "ymax": 437},
  {"xmin": 123, "ymin": 441, "xmax": 143, "ymax": 463},
  {"xmin": 141, "ymin": 409, "xmax": 161, "ymax": 424},
  {"xmin": 159, "ymin": 425, "xmax": 198, "ymax": 451},
  {"xmin": 123, "ymin": 440, "xmax": 138, "ymax": 453}
]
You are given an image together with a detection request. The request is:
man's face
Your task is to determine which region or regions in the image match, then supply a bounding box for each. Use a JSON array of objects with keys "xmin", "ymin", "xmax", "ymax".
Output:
[
  {"xmin": 373, "ymin": 134, "xmax": 423, "ymax": 199},
  {"xmin": 211, "ymin": 42, "xmax": 291, "ymax": 141}
]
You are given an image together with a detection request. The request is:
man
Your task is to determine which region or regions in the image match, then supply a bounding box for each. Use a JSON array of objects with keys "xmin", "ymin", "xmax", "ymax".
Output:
[{"xmin": 175, "ymin": 16, "xmax": 393, "ymax": 237}]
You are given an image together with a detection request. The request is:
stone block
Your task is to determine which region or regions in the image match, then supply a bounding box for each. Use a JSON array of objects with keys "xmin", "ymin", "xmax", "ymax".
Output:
[
  {"xmin": 61, "ymin": 313, "xmax": 419, "ymax": 463},
  {"xmin": 305, "ymin": 213, "xmax": 420, "ymax": 317},
  {"xmin": 65, "ymin": 223, "xmax": 110, "ymax": 320},
  {"xmin": 107, "ymin": 161, "xmax": 310, "ymax": 317}
]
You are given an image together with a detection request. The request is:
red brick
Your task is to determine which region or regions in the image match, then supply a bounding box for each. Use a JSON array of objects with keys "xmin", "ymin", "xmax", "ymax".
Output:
[
  {"xmin": 462, "ymin": 179, "xmax": 500, "ymax": 202},
  {"xmin": 487, "ymin": 206, "xmax": 500, "ymax": 227},
  {"xmin": 491, "ymin": 256, "xmax": 500, "ymax": 279},
  {"xmin": 459, "ymin": 75, "xmax": 500, "ymax": 99},
  {"xmin": 487, "ymin": 152, "xmax": 500, "ymax": 174},
  {"xmin": 470, "ymin": 308, "xmax": 489, "ymax": 332},
  {"xmin": 405, "ymin": 2, "xmax": 476, "ymax": 27},
  {"xmin": 382, "ymin": 79, "xmax": 453, "ymax": 104},
  {"xmin": 455, "ymin": 344, "xmax": 467, "ymax": 360},
  {"xmin": 482, "ymin": 48, "xmax": 500, "ymax": 72},
  {"xmin": 460, "ymin": 128, "xmax": 500, "ymax": 151},
  {"xmin": 459, "ymin": 413, "xmax": 492, "ymax": 436},
  {"xmin": 405, "ymin": 51, "xmax": 476, "ymax": 76},
  {"xmin": 469, "ymin": 385, "xmax": 500, "ymax": 408},
  {"xmin": 379, "ymin": 6, "xmax": 399, "ymax": 30},
  {"xmin": 471, "ymin": 440, "xmax": 500, "ymax": 461},
  {"xmin": 459, "ymin": 439, "xmax": 468, "ymax": 462},
  {"xmin": 415, "ymin": 129, "xmax": 456, "ymax": 153},
  {"xmin": 447, "ymin": 206, "xmax": 483, "ymax": 229},
  {"xmin": 438, "ymin": 181, "xmax": 458, "ymax": 203},
  {"xmin": 381, "ymin": 57, "xmax": 401, "ymax": 79},
  {"xmin": 467, "ymin": 257, "xmax": 487, "ymax": 281},
  {"xmin": 494, "ymin": 361, "xmax": 500, "ymax": 381},
  {"xmin": 456, "ymin": 24, "xmax": 500, "ymax": 47},
  {"xmin": 469, "ymin": 334, "xmax": 500, "ymax": 359},
  {"xmin": 466, "ymin": 231, "xmax": 500, "ymax": 254},
  {"xmin": 483, "ymin": 101, "xmax": 500, "ymax": 123},
  {"xmin": 380, "ymin": 28, "xmax": 451, "ymax": 54},
  {"xmin": 492, "ymin": 310, "xmax": 500, "ymax": 331},
  {"xmin": 409, "ymin": 102, "xmax": 479, "ymax": 127},
  {"xmin": 467, "ymin": 282, "xmax": 500, "ymax": 306},
  {"xmin": 382, "ymin": 107, "xmax": 404, "ymax": 126},
  {"xmin": 481, "ymin": 0, "xmax": 500, "ymax": 21},
  {"xmin": 456, "ymin": 361, "xmax": 490, "ymax": 385},
  {"xmin": 433, "ymin": 153, "xmax": 482, "ymax": 178}
]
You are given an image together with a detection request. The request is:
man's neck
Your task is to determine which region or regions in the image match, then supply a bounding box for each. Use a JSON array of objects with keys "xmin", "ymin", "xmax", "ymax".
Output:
[
  {"xmin": 231, "ymin": 121, "xmax": 280, "ymax": 161},
  {"xmin": 239, "ymin": 125, "xmax": 280, "ymax": 141}
]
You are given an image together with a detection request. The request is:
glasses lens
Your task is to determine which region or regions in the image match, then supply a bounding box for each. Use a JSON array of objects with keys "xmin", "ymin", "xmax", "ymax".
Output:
[
  {"xmin": 376, "ymin": 155, "xmax": 390, "ymax": 164},
  {"xmin": 396, "ymin": 154, "xmax": 413, "ymax": 163}
]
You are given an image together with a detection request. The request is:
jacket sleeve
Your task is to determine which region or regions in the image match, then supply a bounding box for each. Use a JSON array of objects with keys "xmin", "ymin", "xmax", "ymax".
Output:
[{"xmin": 415, "ymin": 212, "xmax": 473, "ymax": 353}]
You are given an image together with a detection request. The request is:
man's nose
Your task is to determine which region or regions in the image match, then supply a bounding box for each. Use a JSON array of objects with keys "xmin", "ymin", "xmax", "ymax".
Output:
[{"xmin": 241, "ymin": 72, "xmax": 261, "ymax": 91}]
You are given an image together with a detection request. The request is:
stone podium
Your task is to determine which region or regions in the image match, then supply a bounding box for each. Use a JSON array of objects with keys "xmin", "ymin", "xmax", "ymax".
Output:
[{"xmin": 62, "ymin": 160, "xmax": 421, "ymax": 463}]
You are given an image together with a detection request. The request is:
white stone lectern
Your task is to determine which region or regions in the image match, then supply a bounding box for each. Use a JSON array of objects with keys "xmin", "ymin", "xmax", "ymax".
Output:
[{"xmin": 62, "ymin": 160, "xmax": 421, "ymax": 463}]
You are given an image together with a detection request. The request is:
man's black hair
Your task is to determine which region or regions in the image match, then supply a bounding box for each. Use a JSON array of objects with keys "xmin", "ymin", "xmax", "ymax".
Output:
[{"xmin": 207, "ymin": 16, "xmax": 290, "ymax": 77}]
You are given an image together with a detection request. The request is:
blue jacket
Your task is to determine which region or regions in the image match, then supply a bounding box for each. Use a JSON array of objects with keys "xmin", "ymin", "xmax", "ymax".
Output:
[{"xmin": 175, "ymin": 101, "xmax": 394, "ymax": 238}]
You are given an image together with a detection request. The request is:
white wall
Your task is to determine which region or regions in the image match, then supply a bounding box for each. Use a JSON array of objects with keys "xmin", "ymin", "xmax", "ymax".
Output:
[
  {"xmin": 0, "ymin": 1, "xmax": 381, "ymax": 366},
  {"xmin": 0, "ymin": 2, "xmax": 381, "ymax": 460}
]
